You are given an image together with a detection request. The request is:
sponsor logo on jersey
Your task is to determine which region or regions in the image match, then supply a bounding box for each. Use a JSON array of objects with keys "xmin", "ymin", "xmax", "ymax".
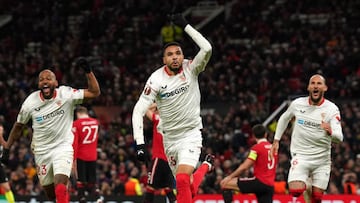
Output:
[
  {"xmin": 35, "ymin": 109, "xmax": 65, "ymax": 122},
  {"xmin": 160, "ymin": 85, "xmax": 189, "ymax": 98},
  {"xmin": 297, "ymin": 119, "xmax": 321, "ymax": 129}
]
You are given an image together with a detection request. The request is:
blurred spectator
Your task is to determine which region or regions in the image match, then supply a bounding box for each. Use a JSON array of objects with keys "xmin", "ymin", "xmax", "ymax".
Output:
[
  {"xmin": 274, "ymin": 172, "xmax": 287, "ymax": 195},
  {"xmin": 124, "ymin": 167, "xmax": 143, "ymax": 196},
  {"xmin": 342, "ymin": 172, "xmax": 358, "ymax": 194},
  {"xmin": 23, "ymin": 161, "xmax": 36, "ymax": 180},
  {"xmin": 0, "ymin": 0, "xmax": 359, "ymax": 197},
  {"xmin": 160, "ymin": 20, "xmax": 183, "ymax": 44}
]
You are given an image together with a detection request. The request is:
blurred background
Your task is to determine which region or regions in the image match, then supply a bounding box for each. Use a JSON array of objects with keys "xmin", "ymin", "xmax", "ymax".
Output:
[{"xmin": 0, "ymin": 0, "xmax": 360, "ymax": 200}]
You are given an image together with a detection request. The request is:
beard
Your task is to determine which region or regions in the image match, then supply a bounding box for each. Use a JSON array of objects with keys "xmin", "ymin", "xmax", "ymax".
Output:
[
  {"xmin": 41, "ymin": 88, "xmax": 55, "ymax": 99},
  {"xmin": 310, "ymin": 92, "xmax": 324, "ymax": 104},
  {"xmin": 169, "ymin": 66, "xmax": 181, "ymax": 74}
]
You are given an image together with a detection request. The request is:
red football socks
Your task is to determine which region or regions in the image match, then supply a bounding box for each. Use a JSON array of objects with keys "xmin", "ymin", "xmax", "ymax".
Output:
[
  {"xmin": 55, "ymin": 184, "xmax": 68, "ymax": 203},
  {"xmin": 176, "ymin": 173, "xmax": 192, "ymax": 203},
  {"xmin": 191, "ymin": 163, "xmax": 209, "ymax": 196}
]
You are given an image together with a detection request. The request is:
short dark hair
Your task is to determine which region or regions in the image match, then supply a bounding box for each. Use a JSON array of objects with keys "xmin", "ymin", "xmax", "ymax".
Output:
[
  {"xmin": 163, "ymin": 42, "xmax": 181, "ymax": 54},
  {"xmin": 252, "ymin": 124, "xmax": 266, "ymax": 139},
  {"xmin": 75, "ymin": 105, "xmax": 88, "ymax": 114}
]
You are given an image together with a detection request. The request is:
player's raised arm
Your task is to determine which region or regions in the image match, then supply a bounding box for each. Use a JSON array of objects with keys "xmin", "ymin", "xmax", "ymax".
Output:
[
  {"xmin": 75, "ymin": 57, "xmax": 101, "ymax": 100},
  {"xmin": 170, "ymin": 13, "xmax": 212, "ymax": 73}
]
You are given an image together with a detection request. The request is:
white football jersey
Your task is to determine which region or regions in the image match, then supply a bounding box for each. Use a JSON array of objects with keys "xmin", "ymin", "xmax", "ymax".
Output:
[
  {"xmin": 147, "ymin": 59, "xmax": 203, "ymax": 138},
  {"xmin": 132, "ymin": 25, "xmax": 212, "ymax": 144},
  {"xmin": 17, "ymin": 86, "xmax": 84, "ymax": 154},
  {"xmin": 274, "ymin": 97, "xmax": 343, "ymax": 158}
]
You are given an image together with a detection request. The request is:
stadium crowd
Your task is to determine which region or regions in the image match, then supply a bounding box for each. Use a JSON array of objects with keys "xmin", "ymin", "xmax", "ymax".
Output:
[{"xmin": 0, "ymin": 0, "xmax": 360, "ymax": 198}]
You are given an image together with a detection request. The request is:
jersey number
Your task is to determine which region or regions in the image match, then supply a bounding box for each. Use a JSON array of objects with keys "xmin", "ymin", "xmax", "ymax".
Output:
[
  {"xmin": 169, "ymin": 156, "xmax": 177, "ymax": 166},
  {"xmin": 37, "ymin": 164, "xmax": 47, "ymax": 176},
  {"xmin": 82, "ymin": 125, "xmax": 99, "ymax": 144}
]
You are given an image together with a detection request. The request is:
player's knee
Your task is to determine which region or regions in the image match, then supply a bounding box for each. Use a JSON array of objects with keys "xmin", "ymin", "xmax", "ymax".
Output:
[
  {"xmin": 176, "ymin": 173, "xmax": 191, "ymax": 189},
  {"xmin": 289, "ymin": 188, "xmax": 306, "ymax": 197},
  {"xmin": 311, "ymin": 191, "xmax": 323, "ymax": 203}
]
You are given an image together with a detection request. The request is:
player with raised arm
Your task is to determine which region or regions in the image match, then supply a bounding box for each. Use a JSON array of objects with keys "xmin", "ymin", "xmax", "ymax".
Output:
[
  {"xmin": 132, "ymin": 13, "xmax": 214, "ymax": 203},
  {"xmin": 0, "ymin": 57, "xmax": 100, "ymax": 203},
  {"xmin": 270, "ymin": 74, "xmax": 343, "ymax": 203}
]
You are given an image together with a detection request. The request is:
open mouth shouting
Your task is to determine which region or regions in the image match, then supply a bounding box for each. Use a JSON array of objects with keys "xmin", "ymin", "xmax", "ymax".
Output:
[
  {"xmin": 41, "ymin": 85, "xmax": 53, "ymax": 99},
  {"xmin": 312, "ymin": 89, "xmax": 320, "ymax": 97}
]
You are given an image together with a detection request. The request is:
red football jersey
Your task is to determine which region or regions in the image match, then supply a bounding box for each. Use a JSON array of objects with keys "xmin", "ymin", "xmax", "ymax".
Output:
[
  {"xmin": 151, "ymin": 114, "xmax": 167, "ymax": 161},
  {"xmin": 72, "ymin": 117, "xmax": 99, "ymax": 161},
  {"xmin": 248, "ymin": 140, "xmax": 278, "ymax": 186}
]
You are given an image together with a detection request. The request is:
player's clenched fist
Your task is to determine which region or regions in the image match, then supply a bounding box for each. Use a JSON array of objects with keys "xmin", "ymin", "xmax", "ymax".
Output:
[
  {"xmin": 136, "ymin": 144, "xmax": 149, "ymax": 162},
  {"xmin": 170, "ymin": 13, "xmax": 188, "ymax": 29},
  {"xmin": 76, "ymin": 57, "xmax": 92, "ymax": 73}
]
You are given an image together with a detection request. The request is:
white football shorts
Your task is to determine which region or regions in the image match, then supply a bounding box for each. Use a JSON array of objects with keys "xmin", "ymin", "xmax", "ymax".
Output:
[
  {"xmin": 287, "ymin": 153, "xmax": 331, "ymax": 190},
  {"xmin": 34, "ymin": 144, "xmax": 73, "ymax": 186},
  {"xmin": 163, "ymin": 128, "xmax": 203, "ymax": 175}
]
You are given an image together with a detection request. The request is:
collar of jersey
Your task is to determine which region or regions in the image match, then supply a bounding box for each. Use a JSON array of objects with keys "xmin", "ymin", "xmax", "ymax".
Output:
[{"xmin": 257, "ymin": 138, "xmax": 267, "ymax": 143}]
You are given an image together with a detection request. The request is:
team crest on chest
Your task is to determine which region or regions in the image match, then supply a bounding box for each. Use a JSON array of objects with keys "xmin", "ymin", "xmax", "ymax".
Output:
[{"xmin": 321, "ymin": 113, "xmax": 326, "ymax": 120}]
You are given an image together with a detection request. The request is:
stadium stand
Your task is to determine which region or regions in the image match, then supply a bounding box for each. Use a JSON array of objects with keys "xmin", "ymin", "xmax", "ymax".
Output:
[{"xmin": 0, "ymin": 0, "xmax": 359, "ymax": 198}]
